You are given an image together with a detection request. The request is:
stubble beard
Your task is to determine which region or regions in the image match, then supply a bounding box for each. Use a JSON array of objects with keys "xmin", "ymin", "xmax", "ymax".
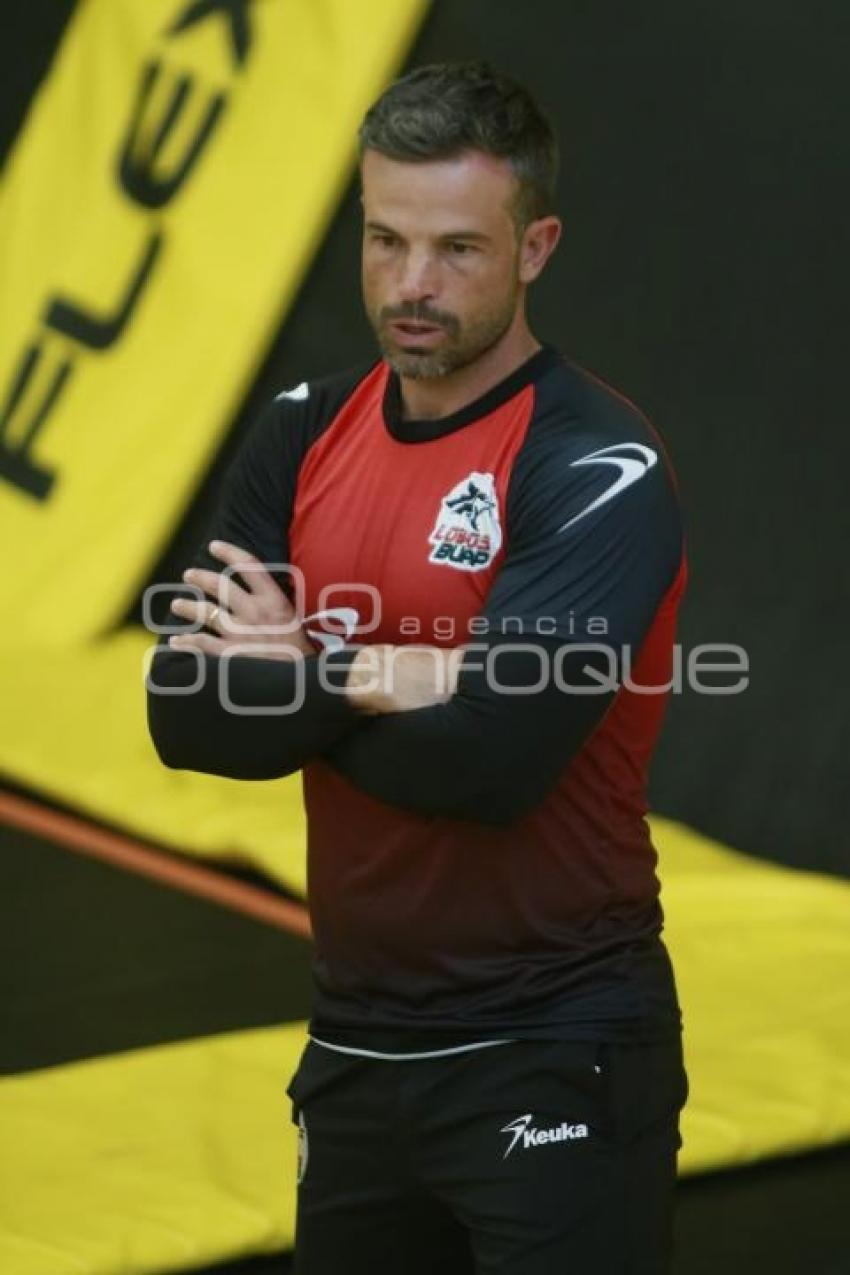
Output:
[{"xmin": 369, "ymin": 282, "xmax": 520, "ymax": 382}]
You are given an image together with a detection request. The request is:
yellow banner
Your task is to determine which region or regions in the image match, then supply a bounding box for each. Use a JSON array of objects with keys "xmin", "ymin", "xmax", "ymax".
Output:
[{"xmin": 0, "ymin": 0, "xmax": 427, "ymax": 643}]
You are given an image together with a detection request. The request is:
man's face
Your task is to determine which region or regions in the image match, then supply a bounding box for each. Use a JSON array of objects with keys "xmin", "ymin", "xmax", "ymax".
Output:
[{"xmin": 360, "ymin": 148, "xmax": 525, "ymax": 380}]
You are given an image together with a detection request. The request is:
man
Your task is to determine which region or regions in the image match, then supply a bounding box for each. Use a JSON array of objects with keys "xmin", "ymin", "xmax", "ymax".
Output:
[{"xmin": 148, "ymin": 61, "xmax": 688, "ymax": 1274}]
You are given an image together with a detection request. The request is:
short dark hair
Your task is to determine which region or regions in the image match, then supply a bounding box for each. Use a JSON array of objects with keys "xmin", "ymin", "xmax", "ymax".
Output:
[{"xmin": 358, "ymin": 61, "xmax": 558, "ymax": 232}]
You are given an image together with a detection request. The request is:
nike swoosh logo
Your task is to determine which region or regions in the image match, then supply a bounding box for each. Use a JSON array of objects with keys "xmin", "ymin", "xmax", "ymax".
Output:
[
  {"xmin": 275, "ymin": 381, "xmax": 309, "ymax": 401},
  {"xmin": 557, "ymin": 443, "xmax": 658, "ymax": 533}
]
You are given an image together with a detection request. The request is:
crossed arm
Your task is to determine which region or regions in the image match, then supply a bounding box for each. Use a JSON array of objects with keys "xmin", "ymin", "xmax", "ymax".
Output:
[{"xmin": 146, "ymin": 540, "xmax": 613, "ymax": 823}]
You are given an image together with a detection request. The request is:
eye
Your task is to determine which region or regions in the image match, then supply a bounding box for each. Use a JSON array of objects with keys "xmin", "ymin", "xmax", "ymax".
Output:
[
  {"xmin": 371, "ymin": 231, "xmax": 397, "ymax": 248},
  {"xmin": 445, "ymin": 241, "xmax": 474, "ymax": 256}
]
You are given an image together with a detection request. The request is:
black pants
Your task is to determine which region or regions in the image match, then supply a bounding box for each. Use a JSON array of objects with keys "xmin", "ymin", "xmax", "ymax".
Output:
[{"xmin": 286, "ymin": 1035, "xmax": 688, "ymax": 1274}]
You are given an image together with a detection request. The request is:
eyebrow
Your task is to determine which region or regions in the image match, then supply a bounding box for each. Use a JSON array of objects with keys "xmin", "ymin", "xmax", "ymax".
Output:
[{"xmin": 364, "ymin": 220, "xmax": 491, "ymax": 244}]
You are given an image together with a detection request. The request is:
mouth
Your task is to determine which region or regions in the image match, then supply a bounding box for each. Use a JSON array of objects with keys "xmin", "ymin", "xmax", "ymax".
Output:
[{"xmin": 387, "ymin": 320, "xmax": 445, "ymax": 346}]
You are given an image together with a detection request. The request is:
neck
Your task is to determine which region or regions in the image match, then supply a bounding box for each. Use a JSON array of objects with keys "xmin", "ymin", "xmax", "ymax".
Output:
[{"xmin": 397, "ymin": 314, "xmax": 541, "ymax": 421}]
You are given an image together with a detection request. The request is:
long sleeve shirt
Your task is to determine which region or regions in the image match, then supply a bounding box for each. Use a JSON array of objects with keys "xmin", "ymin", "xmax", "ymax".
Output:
[{"xmin": 148, "ymin": 345, "xmax": 687, "ymax": 1048}]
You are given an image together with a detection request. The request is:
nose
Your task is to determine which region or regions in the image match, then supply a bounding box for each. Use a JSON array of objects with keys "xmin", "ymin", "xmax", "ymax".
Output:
[{"xmin": 397, "ymin": 247, "xmax": 438, "ymax": 304}]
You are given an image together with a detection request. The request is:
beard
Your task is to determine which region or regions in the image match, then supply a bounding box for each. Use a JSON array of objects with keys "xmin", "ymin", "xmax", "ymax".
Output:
[{"xmin": 366, "ymin": 278, "xmax": 520, "ymax": 381}]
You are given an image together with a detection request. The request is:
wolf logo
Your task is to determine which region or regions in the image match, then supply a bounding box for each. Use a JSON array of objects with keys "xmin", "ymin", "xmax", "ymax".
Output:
[
  {"xmin": 444, "ymin": 480, "xmax": 496, "ymax": 531},
  {"xmin": 428, "ymin": 471, "xmax": 502, "ymax": 572}
]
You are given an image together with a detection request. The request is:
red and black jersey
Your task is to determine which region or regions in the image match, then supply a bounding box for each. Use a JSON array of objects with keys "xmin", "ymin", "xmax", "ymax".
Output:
[{"xmin": 148, "ymin": 345, "xmax": 687, "ymax": 1047}]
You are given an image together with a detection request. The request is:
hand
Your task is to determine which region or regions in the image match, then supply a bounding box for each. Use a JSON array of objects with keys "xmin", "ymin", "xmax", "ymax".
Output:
[
  {"xmin": 346, "ymin": 645, "xmax": 464, "ymax": 714},
  {"xmin": 167, "ymin": 540, "xmax": 315, "ymax": 660}
]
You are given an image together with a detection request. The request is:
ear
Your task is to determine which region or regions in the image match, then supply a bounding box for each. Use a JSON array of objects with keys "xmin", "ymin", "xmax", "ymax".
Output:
[{"xmin": 518, "ymin": 215, "xmax": 562, "ymax": 284}]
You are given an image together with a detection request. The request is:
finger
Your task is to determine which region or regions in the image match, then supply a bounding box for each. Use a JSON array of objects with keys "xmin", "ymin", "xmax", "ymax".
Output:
[
  {"xmin": 168, "ymin": 632, "xmax": 226, "ymax": 656},
  {"xmin": 167, "ymin": 632, "xmax": 302, "ymax": 661},
  {"xmin": 208, "ymin": 540, "xmax": 282, "ymax": 600},
  {"xmin": 170, "ymin": 597, "xmax": 207, "ymax": 628},
  {"xmin": 182, "ymin": 566, "xmax": 251, "ymax": 614}
]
